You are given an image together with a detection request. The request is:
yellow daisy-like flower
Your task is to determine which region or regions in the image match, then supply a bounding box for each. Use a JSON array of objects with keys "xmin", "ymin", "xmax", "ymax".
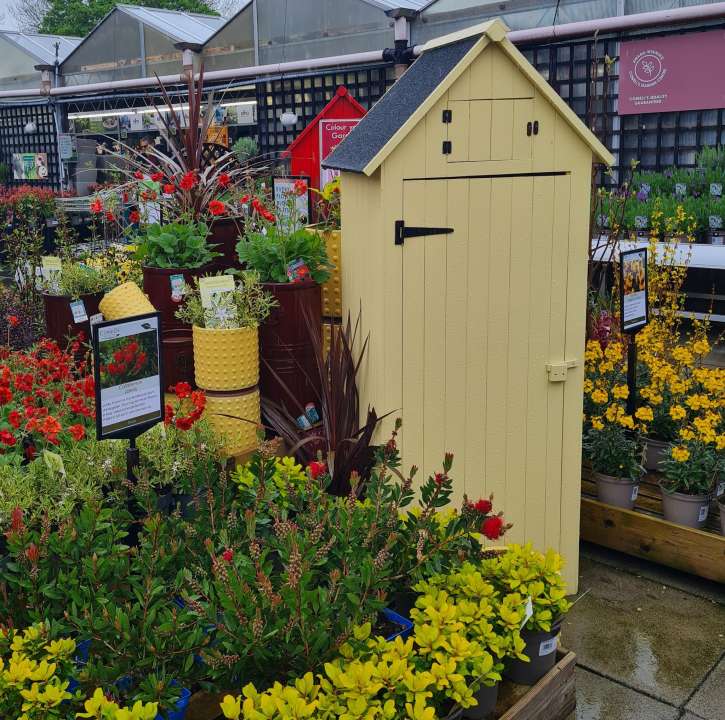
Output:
[
  {"xmin": 671, "ymin": 446, "xmax": 690, "ymax": 463},
  {"xmin": 591, "ymin": 417, "xmax": 604, "ymax": 431},
  {"xmin": 634, "ymin": 407, "xmax": 653, "ymax": 422},
  {"xmin": 669, "ymin": 405, "xmax": 686, "ymax": 421},
  {"xmin": 591, "ymin": 389, "xmax": 608, "ymax": 405},
  {"xmin": 679, "ymin": 428, "xmax": 696, "ymax": 441},
  {"xmin": 612, "ymin": 385, "xmax": 629, "ymax": 400}
]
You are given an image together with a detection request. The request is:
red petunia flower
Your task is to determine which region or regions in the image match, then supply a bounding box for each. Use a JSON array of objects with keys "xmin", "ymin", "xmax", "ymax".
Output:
[
  {"xmin": 163, "ymin": 183, "xmax": 175, "ymax": 195},
  {"xmin": 209, "ymin": 199, "xmax": 226, "ymax": 216},
  {"xmin": 105, "ymin": 211, "xmax": 115, "ymax": 223},
  {"xmin": 481, "ymin": 516, "xmax": 504, "ymax": 540},
  {"xmin": 293, "ymin": 179, "xmax": 308, "ymax": 196}
]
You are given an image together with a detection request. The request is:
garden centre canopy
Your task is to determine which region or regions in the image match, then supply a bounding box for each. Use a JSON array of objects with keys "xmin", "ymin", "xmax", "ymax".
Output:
[
  {"xmin": 0, "ymin": 32, "xmax": 80, "ymax": 91},
  {"xmin": 60, "ymin": 5, "xmax": 226, "ymax": 86}
]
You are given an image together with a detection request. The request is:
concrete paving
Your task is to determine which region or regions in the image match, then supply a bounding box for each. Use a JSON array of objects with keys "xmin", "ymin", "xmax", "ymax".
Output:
[{"xmin": 560, "ymin": 543, "xmax": 725, "ymax": 720}]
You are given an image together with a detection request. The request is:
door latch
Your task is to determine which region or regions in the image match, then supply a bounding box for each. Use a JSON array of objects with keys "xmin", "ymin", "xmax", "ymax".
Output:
[
  {"xmin": 546, "ymin": 359, "xmax": 578, "ymax": 382},
  {"xmin": 395, "ymin": 220, "xmax": 454, "ymax": 246}
]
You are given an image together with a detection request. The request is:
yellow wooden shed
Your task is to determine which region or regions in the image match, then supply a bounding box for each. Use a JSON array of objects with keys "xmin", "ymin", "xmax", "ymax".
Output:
[{"xmin": 324, "ymin": 18, "xmax": 613, "ymax": 590}]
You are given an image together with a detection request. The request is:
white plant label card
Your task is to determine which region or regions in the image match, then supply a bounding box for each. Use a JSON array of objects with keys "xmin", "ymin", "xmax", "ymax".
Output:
[
  {"xmin": 70, "ymin": 300, "xmax": 88, "ymax": 324},
  {"xmin": 521, "ymin": 597, "xmax": 534, "ymax": 629},
  {"xmin": 199, "ymin": 275, "xmax": 235, "ymax": 309},
  {"xmin": 539, "ymin": 638, "xmax": 558, "ymax": 657},
  {"xmin": 698, "ymin": 506, "xmax": 708, "ymax": 523}
]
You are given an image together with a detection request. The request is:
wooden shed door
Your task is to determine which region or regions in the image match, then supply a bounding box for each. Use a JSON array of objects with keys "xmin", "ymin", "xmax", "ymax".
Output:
[{"xmin": 401, "ymin": 175, "xmax": 576, "ymax": 550}]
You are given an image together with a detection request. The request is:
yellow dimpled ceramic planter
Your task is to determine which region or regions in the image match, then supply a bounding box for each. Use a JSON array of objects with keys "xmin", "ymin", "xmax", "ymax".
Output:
[
  {"xmin": 311, "ymin": 227, "xmax": 342, "ymax": 317},
  {"xmin": 99, "ymin": 282, "xmax": 156, "ymax": 320},
  {"xmin": 204, "ymin": 389, "xmax": 260, "ymax": 457},
  {"xmin": 193, "ymin": 326, "xmax": 259, "ymax": 391}
]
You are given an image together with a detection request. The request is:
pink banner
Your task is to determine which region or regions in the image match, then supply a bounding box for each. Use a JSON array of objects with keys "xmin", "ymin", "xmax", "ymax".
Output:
[{"xmin": 619, "ymin": 30, "xmax": 725, "ymax": 115}]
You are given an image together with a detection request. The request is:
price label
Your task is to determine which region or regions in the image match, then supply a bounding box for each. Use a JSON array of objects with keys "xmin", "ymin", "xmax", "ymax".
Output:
[
  {"xmin": 698, "ymin": 506, "xmax": 709, "ymax": 523},
  {"xmin": 711, "ymin": 183, "xmax": 722, "ymax": 197},
  {"xmin": 631, "ymin": 486, "xmax": 639, "ymax": 502},
  {"xmin": 539, "ymin": 637, "xmax": 558, "ymax": 657},
  {"xmin": 89, "ymin": 313, "xmax": 104, "ymax": 327},
  {"xmin": 170, "ymin": 274, "xmax": 185, "ymax": 303},
  {"xmin": 70, "ymin": 300, "xmax": 88, "ymax": 324},
  {"xmin": 199, "ymin": 275, "xmax": 235, "ymax": 309},
  {"xmin": 41, "ymin": 255, "xmax": 62, "ymax": 280},
  {"xmin": 716, "ymin": 481, "xmax": 725, "ymax": 497},
  {"xmin": 675, "ymin": 183, "xmax": 687, "ymax": 197}
]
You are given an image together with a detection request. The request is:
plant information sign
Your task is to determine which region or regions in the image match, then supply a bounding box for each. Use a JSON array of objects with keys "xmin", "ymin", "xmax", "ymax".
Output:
[
  {"xmin": 620, "ymin": 248, "xmax": 649, "ymax": 334},
  {"xmin": 619, "ymin": 30, "xmax": 725, "ymax": 115},
  {"xmin": 319, "ymin": 119, "xmax": 360, "ymax": 187},
  {"xmin": 92, "ymin": 313, "xmax": 164, "ymax": 440}
]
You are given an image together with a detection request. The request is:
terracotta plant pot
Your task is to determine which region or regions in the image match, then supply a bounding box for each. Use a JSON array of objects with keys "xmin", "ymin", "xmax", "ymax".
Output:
[
  {"xmin": 593, "ymin": 472, "xmax": 639, "ymax": 510},
  {"xmin": 660, "ymin": 487, "xmax": 709, "ymax": 529},
  {"xmin": 42, "ymin": 292, "xmax": 102, "ymax": 349},
  {"xmin": 142, "ymin": 264, "xmax": 214, "ymax": 331},
  {"xmin": 204, "ymin": 388, "xmax": 261, "ymax": 458},
  {"xmin": 643, "ymin": 437, "xmax": 670, "ymax": 472},
  {"xmin": 504, "ymin": 628, "xmax": 558, "ymax": 686},
  {"xmin": 193, "ymin": 326, "xmax": 259, "ymax": 392},
  {"xmin": 260, "ymin": 280, "xmax": 322, "ymax": 413},
  {"xmin": 162, "ymin": 329, "xmax": 195, "ymax": 390},
  {"xmin": 99, "ymin": 281, "xmax": 155, "ymax": 320},
  {"xmin": 209, "ymin": 217, "xmax": 244, "ymax": 272},
  {"xmin": 463, "ymin": 683, "xmax": 499, "ymax": 720}
]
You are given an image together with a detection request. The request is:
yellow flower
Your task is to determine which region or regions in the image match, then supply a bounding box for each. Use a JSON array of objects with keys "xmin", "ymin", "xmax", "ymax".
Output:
[
  {"xmin": 634, "ymin": 407, "xmax": 653, "ymax": 423},
  {"xmin": 679, "ymin": 428, "xmax": 696, "ymax": 441},
  {"xmin": 220, "ymin": 695, "xmax": 241, "ymax": 720},
  {"xmin": 716, "ymin": 435, "xmax": 725, "ymax": 451},
  {"xmin": 591, "ymin": 417, "xmax": 604, "ymax": 431},
  {"xmin": 671, "ymin": 446, "xmax": 690, "ymax": 463},
  {"xmin": 692, "ymin": 338, "xmax": 710, "ymax": 356},
  {"xmin": 669, "ymin": 405, "xmax": 686, "ymax": 421},
  {"xmin": 618, "ymin": 414, "xmax": 635, "ymax": 429},
  {"xmin": 612, "ymin": 385, "xmax": 629, "ymax": 400},
  {"xmin": 591, "ymin": 389, "xmax": 608, "ymax": 405}
]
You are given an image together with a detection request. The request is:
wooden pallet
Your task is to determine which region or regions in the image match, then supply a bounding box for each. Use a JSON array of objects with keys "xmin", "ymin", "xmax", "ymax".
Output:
[
  {"xmin": 580, "ymin": 496, "xmax": 725, "ymax": 584},
  {"xmin": 187, "ymin": 650, "xmax": 577, "ymax": 720}
]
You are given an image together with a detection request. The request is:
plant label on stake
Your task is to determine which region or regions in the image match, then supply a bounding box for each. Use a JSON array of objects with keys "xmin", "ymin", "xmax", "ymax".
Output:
[
  {"xmin": 170, "ymin": 274, "xmax": 185, "ymax": 303},
  {"xmin": 41, "ymin": 256, "xmax": 62, "ymax": 292},
  {"xmin": 620, "ymin": 248, "xmax": 649, "ymax": 416},
  {"xmin": 70, "ymin": 300, "xmax": 88, "ymax": 324},
  {"xmin": 199, "ymin": 276, "xmax": 235, "ymax": 308},
  {"xmin": 273, "ymin": 176, "xmax": 310, "ymax": 232}
]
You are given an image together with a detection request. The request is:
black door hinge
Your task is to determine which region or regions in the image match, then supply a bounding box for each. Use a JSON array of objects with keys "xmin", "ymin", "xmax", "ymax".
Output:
[
  {"xmin": 442, "ymin": 140, "xmax": 452, "ymax": 154},
  {"xmin": 533, "ymin": 120, "xmax": 539, "ymax": 135},
  {"xmin": 526, "ymin": 121, "xmax": 533, "ymax": 136},
  {"xmin": 395, "ymin": 220, "xmax": 454, "ymax": 246},
  {"xmin": 442, "ymin": 109, "xmax": 452, "ymax": 123}
]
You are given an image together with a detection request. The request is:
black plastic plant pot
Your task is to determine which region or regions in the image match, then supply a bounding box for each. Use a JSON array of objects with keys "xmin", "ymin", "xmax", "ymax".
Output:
[
  {"xmin": 504, "ymin": 628, "xmax": 559, "ymax": 685},
  {"xmin": 463, "ymin": 683, "xmax": 499, "ymax": 720}
]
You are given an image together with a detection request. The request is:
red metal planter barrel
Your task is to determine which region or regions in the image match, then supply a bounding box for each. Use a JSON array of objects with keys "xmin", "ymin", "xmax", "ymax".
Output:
[
  {"xmin": 209, "ymin": 217, "xmax": 244, "ymax": 272},
  {"xmin": 260, "ymin": 281, "xmax": 322, "ymax": 413},
  {"xmin": 142, "ymin": 264, "xmax": 214, "ymax": 332},
  {"xmin": 42, "ymin": 292, "xmax": 102, "ymax": 349},
  {"xmin": 161, "ymin": 329, "xmax": 196, "ymax": 390}
]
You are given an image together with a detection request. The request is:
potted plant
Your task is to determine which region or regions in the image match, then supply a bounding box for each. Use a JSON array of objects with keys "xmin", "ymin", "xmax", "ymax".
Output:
[
  {"xmin": 659, "ymin": 438, "xmax": 720, "ymax": 529},
  {"xmin": 40, "ymin": 260, "xmax": 116, "ymax": 348},
  {"xmin": 175, "ymin": 272, "xmax": 276, "ymax": 457},
  {"xmin": 236, "ymin": 187, "xmax": 333, "ymax": 411},
  {"xmin": 483, "ymin": 544, "xmax": 572, "ymax": 686}
]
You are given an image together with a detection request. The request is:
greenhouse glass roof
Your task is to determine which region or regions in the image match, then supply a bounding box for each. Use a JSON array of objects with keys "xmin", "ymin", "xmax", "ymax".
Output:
[
  {"xmin": 115, "ymin": 4, "xmax": 226, "ymax": 44},
  {"xmin": 0, "ymin": 31, "xmax": 81, "ymax": 64}
]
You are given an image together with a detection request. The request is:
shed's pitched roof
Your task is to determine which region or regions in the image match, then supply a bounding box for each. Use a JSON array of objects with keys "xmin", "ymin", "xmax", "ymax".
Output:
[
  {"xmin": 324, "ymin": 18, "xmax": 613, "ymax": 175},
  {"xmin": 0, "ymin": 31, "xmax": 81, "ymax": 64}
]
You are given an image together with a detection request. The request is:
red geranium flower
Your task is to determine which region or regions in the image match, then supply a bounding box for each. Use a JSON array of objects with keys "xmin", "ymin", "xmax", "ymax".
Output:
[
  {"xmin": 209, "ymin": 199, "xmax": 226, "ymax": 216},
  {"xmin": 293, "ymin": 179, "xmax": 308, "ymax": 196},
  {"xmin": 7, "ymin": 315, "xmax": 19, "ymax": 327},
  {"xmin": 164, "ymin": 403, "xmax": 174, "ymax": 425},
  {"xmin": 175, "ymin": 416, "xmax": 193, "ymax": 431},
  {"xmin": 173, "ymin": 382, "xmax": 192, "ymax": 399},
  {"xmin": 39, "ymin": 415, "xmax": 61, "ymax": 436},
  {"xmin": 68, "ymin": 424, "xmax": 86, "ymax": 441},
  {"xmin": 163, "ymin": 184, "xmax": 175, "ymax": 195},
  {"xmin": 8, "ymin": 409, "xmax": 22, "ymax": 429},
  {"xmin": 218, "ymin": 173, "xmax": 231, "ymax": 188},
  {"xmin": 481, "ymin": 516, "xmax": 504, "ymax": 540},
  {"xmin": 0, "ymin": 386, "xmax": 12, "ymax": 404},
  {"xmin": 179, "ymin": 172, "xmax": 197, "ymax": 191},
  {"xmin": 105, "ymin": 211, "xmax": 115, "ymax": 222},
  {"xmin": 308, "ymin": 460, "xmax": 327, "ymax": 480},
  {"xmin": 129, "ymin": 210, "xmax": 141, "ymax": 224},
  {"xmin": 150, "ymin": 172, "xmax": 164, "ymax": 182},
  {"xmin": 0, "ymin": 429, "xmax": 16, "ymax": 446},
  {"xmin": 89, "ymin": 198, "xmax": 103, "ymax": 214},
  {"xmin": 133, "ymin": 170, "xmax": 144, "ymax": 180}
]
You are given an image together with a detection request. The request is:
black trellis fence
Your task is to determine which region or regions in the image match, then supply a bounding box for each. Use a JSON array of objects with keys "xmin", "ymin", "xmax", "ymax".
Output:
[
  {"xmin": 0, "ymin": 102, "xmax": 60, "ymax": 189},
  {"xmin": 519, "ymin": 20, "xmax": 725, "ymax": 186}
]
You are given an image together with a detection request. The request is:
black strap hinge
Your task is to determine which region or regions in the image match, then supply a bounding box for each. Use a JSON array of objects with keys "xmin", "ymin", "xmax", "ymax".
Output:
[
  {"xmin": 395, "ymin": 220, "xmax": 454, "ymax": 246},
  {"xmin": 442, "ymin": 140, "xmax": 452, "ymax": 155},
  {"xmin": 442, "ymin": 109, "xmax": 452, "ymax": 123}
]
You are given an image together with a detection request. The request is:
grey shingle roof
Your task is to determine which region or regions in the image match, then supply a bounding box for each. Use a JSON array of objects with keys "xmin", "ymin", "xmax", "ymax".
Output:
[{"xmin": 323, "ymin": 34, "xmax": 478, "ymax": 174}]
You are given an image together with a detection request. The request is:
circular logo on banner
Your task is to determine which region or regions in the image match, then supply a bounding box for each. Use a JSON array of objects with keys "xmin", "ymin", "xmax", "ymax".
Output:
[{"xmin": 630, "ymin": 50, "xmax": 667, "ymax": 88}]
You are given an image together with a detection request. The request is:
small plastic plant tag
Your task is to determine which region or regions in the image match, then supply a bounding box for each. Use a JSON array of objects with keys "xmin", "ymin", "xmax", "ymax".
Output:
[
  {"xmin": 635, "ymin": 215, "xmax": 648, "ymax": 229},
  {"xmin": 287, "ymin": 258, "xmax": 311, "ymax": 283},
  {"xmin": 539, "ymin": 637, "xmax": 557, "ymax": 657},
  {"xmin": 675, "ymin": 183, "xmax": 687, "ymax": 197},
  {"xmin": 631, "ymin": 486, "xmax": 639, "ymax": 502},
  {"xmin": 698, "ymin": 506, "xmax": 709, "ymax": 523},
  {"xmin": 70, "ymin": 300, "xmax": 88, "ymax": 324},
  {"xmin": 709, "ymin": 215, "xmax": 723, "ymax": 230},
  {"xmin": 170, "ymin": 274, "xmax": 185, "ymax": 302},
  {"xmin": 296, "ymin": 414, "xmax": 312, "ymax": 430},
  {"xmin": 89, "ymin": 313, "xmax": 104, "ymax": 327},
  {"xmin": 711, "ymin": 183, "xmax": 722, "ymax": 197},
  {"xmin": 521, "ymin": 597, "xmax": 534, "ymax": 629},
  {"xmin": 716, "ymin": 481, "xmax": 725, "ymax": 497}
]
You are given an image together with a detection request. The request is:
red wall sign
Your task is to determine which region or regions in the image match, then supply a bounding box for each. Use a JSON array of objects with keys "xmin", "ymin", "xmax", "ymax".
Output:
[
  {"xmin": 319, "ymin": 119, "xmax": 360, "ymax": 186},
  {"xmin": 619, "ymin": 29, "xmax": 725, "ymax": 115}
]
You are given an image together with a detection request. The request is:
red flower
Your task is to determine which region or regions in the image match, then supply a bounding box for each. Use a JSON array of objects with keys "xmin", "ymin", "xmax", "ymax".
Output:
[
  {"xmin": 434, "ymin": 473, "xmax": 446, "ymax": 487},
  {"xmin": 164, "ymin": 403, "xmax": 174, "ymax": 425},
  {"xmin": 68, "ymin": 424, "xmax": 86, "ymax": 441},
  {"xmin": 105, "ymin": 210, "xmax": 115, "ymax": 223},
  {"xmin": 129, "ymin": 210, "xmax": 141, "ymax": 224},
  {"xmin": 89, "ymin": 198, "xmax": 103, "ymax": 214},
  {"xmin": 0, "ymin": 429, "xmax": 16, "ymax": 446},
  {"xmin": 221, "ymin": 548, "xmax": 234, "ymax": 563},
  {"xmin": 308, "ymin": 460, "xmax": 327, "ymax": 480},
  {"xmin": 293, "ymin": 179, "xmax": 308, "ymax": 196},
  {"xmin": 39, "ymin": 415, "xmax": 61, "ymax": 436},
  {"xmin": 150, "ymin": 172, "xmax": 164, "ymax": 182},
  {"xmin": 24, "ymin": 543, "xmax": 39, "ymax": 563},
  {"xmin": 474, "ymin": 498, "xmax": 492, "ymax": 514},
  {"xmin": 218, "ymin": 173, "xmax": 231, "ymax": 188},
  {"xmin": 7, "ymin": 315, "xmax": 19, "ymax": 328},
  {"xmin": 133, "ymin": 170, "xmax": 144, "ymax": 180},
  {"xmin": 190, "ymin": 390, "xmax": 206, "ymax": 409},
  {"xmin": 209, "ymin": 199, "xmax": 226, "ymax": 216},
  {"xmin": 10, "ymin": 507, "xmax": 24, "ymax": 534},
  {"xmin": 0, "ymin": 386, "xmax": 12, "ymax": 404},
  {"xmin": 8, "ymin": 409, "xmax": 22, "ymax": 429},
  {"xmin": 175, "ymin": 416, "xmax": 193, "ymax": 431},
  {"xmin": 481, "ymin": 516, "xmax": 504, "ymax": 540},
  {"xmin": 163, "ymin": 183, "xmax": 175, "ymax": 195},
  {"xmin": 174, "ymin": 382, "xmax": 192, "ymax": 399},
  {"xmin": 179, "ymin": 172, "xmax": 197, "ymax": 191}
]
